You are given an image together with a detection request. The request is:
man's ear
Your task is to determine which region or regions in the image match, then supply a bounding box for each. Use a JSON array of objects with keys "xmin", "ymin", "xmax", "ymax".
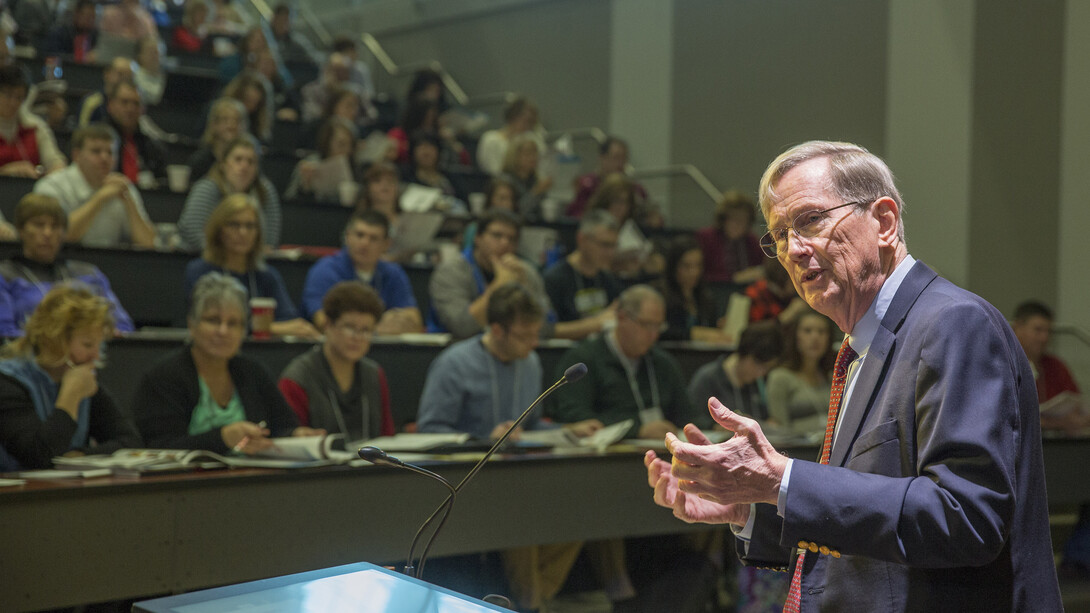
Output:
[{"xmin": 872, "ymin": 197, "xmax": 901, "ymax": 247}]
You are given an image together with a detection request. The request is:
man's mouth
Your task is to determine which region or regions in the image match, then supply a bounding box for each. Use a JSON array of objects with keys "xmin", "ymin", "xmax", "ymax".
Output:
[{"xmin": 802, "ymin": 269, "xmax": 822, "ymax": 283}]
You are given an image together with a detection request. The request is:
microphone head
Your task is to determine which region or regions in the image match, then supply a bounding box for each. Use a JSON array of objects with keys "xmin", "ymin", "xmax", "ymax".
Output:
[
  {"xmin": 563, "ymin": 362, "xmax": 588, "ymax": 383},
  {"xmin": 358, "ymin": 446, "xmax": 399, "ymax": 466}
]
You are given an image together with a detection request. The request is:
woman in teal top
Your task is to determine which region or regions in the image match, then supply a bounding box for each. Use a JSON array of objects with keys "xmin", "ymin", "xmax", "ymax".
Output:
[{"xmin": 133, "ymin": 273, "xmax": 324, "ymax": 454}]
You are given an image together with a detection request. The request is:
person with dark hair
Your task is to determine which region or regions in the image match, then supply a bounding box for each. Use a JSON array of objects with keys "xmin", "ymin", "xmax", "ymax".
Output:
[
  {"xmin": 269, "ymin": 3, "xmax": 318, "ymax": 63},
  {"xmin": 278, "ymin": 282, "xmax": 394, "ymax": 441},
  {"xmin": 300, "ymin": 209, "xmax": 421, "ymax": 334},
  {"xmin": 565, "ymin": 136, "xmax": 648, "ymax": 218},
  {"xmin": 0, "ymin": 284, "xmax": 141, "ymax": 470},
  {"xmin": 406, "ymin": 68, "xmax": 448, "ymax": 113},
  {"xmin": 1012, "ymin": 300, "xmax": 1080, "ymax": 406},
  {"xmin": 178, "ymin": 136, "xmax": 281, "ymax": 250},
  {"xmin": 43, "ymin": 0, "xmax": 99, "ymax": 61},
  {"xmin": 285, "ymin": 117, "xmax": 358, "ymax": 201},
  {"xmin": 417, "ymin": 281, "xmax": 599, "ymax": 611},
  {"xmin": 766, "ymin": 309, "xmax": 837, "ymax": 436},
  {"xmin": 301, "ymin": 53, "xmax": 373, "ymax": 124},
  {"xmin": 222, "ymin": 71, "xmax": 274, "ymax": 142},
  {"xmin": 428, "ymin": 209, "xmax": 556, "ymax": 340},
  {"xmin": 78, "ymin": 57, "xmax": 133, "ymax": 128},
  {"xmin": 744, "ymin": 256, "xmax": 809, "ymax": 324},
  {"xmin": 0, "ymin": 64, "xmax": 65, "ymax": 178},
  {"xmin": 103, "ymin": 79, "xmax": 166, "ymax": 183},
  {"xmin": 476, "ymin": 95, "xmax": 543, "ymax": 176},
  {"xmin": 171, "ymin": 0, "xmax": 208, "ymax": 53},
  {"xmin": 687, "ymin": 321, "xmax": 782, "ymax": 423},
  {"xmin": 133, "ymin": 273, "xmax": 324, "ymax": 453},
  {"xmin": 696, "ymin": 189, "xmax": 764, "ymax": 284},
  {"xmin": 655, "ymin": 235, "xmax": 732, "ymax": 344},
  {"xmin": 401, "ymin": 130, "xmax": 456, "ymax": 197},
  {"xmin": 183, "ymin": 194, "xmax": 318, "ymax": 339},
  {"xmin": 388, "ymin": 96, "xmax": 468, "ymax": 167},
  {"xmin": 34, "ymin": 123, "xmax": 155, "ymax": 248},
  {"xmin": 0, "ymin": 194, "xmax": 134, "ymax": 336},
  {"xmin": 331, "ymin": 35, "xmax": 376, "ymax": 101}
]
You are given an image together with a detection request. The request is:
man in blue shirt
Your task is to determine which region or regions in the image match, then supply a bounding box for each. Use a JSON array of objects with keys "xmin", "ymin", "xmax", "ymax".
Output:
[{"xmin": 301, "ymin": 210, "xmax": 422, "ymax": 334}]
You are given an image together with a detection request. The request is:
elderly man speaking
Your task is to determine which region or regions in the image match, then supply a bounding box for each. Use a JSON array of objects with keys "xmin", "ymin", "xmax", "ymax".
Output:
[{"xmin": 646, "ymin": 141, "xmax": 1061, "ymax": 612}]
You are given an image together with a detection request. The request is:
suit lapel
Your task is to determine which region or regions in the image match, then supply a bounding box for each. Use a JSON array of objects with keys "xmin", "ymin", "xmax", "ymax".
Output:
[{"xmin": 829, "ymin": 261, "xmax": 938, "ymax": 467}]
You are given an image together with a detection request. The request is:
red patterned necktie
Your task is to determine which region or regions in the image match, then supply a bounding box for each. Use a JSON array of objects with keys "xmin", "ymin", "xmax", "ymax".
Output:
[{"xmin": 783, "ymin": 338, "xmax": 858, "ymax": 613}]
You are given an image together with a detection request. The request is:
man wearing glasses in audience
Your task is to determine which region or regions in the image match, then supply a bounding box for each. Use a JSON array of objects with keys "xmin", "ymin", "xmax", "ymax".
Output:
[
  {"xmin": 646, "ymin": 141, "xmax": 1061, "ymax": 612},
  {"xmin": 549, "ymin": 284, "xmax": 696, "ymax": 440}
]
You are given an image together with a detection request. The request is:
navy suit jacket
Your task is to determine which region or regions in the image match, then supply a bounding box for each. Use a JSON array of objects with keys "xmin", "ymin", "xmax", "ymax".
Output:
[{"xmin": 741, "ymin": 261, "xmax": 1062, "ymax": 612}]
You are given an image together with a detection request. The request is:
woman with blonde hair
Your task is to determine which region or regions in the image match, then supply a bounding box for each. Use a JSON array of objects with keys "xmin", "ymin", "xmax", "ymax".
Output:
[
  {"xmin": 499, "ymin": 133, "xmax": 552, "ymax": 222},
  {"xmin": 178, "ymin": 135, "xmax": 281, "ymax": 250},
  {"xmin": 186, "ymin": 97, "xmax": 250, "ymax": 179},
  {"xmin": 184, "ymin": 194, "xmax": 317, "ymax": 338},
  {"xmin": 0, "ymin": 284, "xmax": 141, "ymax": 470}
]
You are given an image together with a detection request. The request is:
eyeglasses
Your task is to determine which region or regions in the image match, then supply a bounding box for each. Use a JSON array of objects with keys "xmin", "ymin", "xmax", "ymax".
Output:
[
  {"xmin": 621, "ymin": 311, "xmax": 667, "ymax": 334},
  {"xmin": 759, "ymin": 201, "xmax": 866, "ymax": 258},
  {"xmin": 200, "ymin": 316, "xmax": 245, "ymax": 330},
  {"xmin": 225, "ymin": 221, "xmax": 258, "ymax": 232},
  {"xmin": 332, "ymin": 323, "xmax": 374, "ymax": 339}
]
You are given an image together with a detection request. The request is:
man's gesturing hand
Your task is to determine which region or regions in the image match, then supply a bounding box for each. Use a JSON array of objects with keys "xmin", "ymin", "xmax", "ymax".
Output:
[
  {"xmin": 666, "ymin": 397, "xmax": 789, "ymax": 507},
  {"xmin": 644, "ymin": 424, "xmax": 750, "ymax": 527}
]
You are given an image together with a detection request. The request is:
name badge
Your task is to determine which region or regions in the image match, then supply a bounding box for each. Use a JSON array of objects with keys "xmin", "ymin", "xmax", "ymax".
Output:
[{"xmin": 639, "ymin": 406, "xmax": 664, "ymax": 425}]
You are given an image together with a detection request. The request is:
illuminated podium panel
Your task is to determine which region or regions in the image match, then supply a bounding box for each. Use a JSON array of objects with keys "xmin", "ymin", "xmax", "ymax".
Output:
[{"xmin": 133, "ymin": 562, "xmax": 508, "ymax": 613}]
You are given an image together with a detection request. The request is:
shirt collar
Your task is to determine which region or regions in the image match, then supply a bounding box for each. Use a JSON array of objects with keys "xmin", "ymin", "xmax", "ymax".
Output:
[{"xmin": 847, "ymin": 253, "xmax": 915, "ymax": 357}]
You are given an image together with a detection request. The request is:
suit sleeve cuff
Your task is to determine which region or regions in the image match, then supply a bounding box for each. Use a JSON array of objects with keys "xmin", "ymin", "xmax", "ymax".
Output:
[{"xmin": 777, "ymin": 458, "xmax": 794, "ymax": 516}]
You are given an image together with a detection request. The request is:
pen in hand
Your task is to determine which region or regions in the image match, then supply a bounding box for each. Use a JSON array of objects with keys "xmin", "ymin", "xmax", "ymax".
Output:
[{"xmin": 232, "ymin": 435, "xmax": 250, "ymax": 454}]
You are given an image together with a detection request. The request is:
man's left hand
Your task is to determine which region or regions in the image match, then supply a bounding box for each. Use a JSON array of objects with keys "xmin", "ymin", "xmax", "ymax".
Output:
[{"xmin": 667, "ymin": 397, "xmax": 789, "ymax": 506}]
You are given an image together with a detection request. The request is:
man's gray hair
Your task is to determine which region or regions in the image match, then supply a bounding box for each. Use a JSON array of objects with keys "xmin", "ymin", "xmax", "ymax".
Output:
[
  {"xmin": 188, "ymin": 272, "xmax": 248, "ymax": 324},
  {"xmin": 758, "ymin": 141, "xmax": 906, "ymax": 240},
  {"xmin": 578, "ymin": 209, "xmax": 619, "ymax": 235},
  {"xmin": 617, "ymin": 284, "xmax": 664, "ymax": 317}
]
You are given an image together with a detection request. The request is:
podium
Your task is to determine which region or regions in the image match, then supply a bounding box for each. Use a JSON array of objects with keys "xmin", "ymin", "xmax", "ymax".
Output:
[{"xmin": 133, "ymin": 562, "xmax": 509, "ymax": 612}]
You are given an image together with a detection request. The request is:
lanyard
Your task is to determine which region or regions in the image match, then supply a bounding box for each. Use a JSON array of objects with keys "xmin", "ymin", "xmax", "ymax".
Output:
[
  {"xmin": 606, "ymin": 334, "xmax": 659, "ymax": 412},
  {"xmin": 18, "ymin": 261, "xmax": 68, "ymax": 300},
  {"xmin": 484, "ymin": 341, "xmax": 521, "ymax": 428}
]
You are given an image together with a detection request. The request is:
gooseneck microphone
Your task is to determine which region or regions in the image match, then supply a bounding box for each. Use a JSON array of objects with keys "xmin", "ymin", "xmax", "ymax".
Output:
[{"xmin": 357, "ymin": 362, "xmax": 588, "ymax": 580}]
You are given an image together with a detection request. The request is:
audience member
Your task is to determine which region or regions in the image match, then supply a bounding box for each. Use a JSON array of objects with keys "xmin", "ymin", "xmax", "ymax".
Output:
[
  {"xmin": 429, "ymin": 209, "xmax": 555, "ymax": 340},
  {"xmin": 222, "ymin": 70, "xmax": 273, "ymax": 142},
  {"xmin": 656, "ymin": 235, "xmax": 732, "ymax": 344},
  {"xmin": 301, "ymin": 210, "xmax": 422, "ymax": 334},
  {"xmin": 279, "ymin": 282, "xmax": 394, "ymax": 441},
  {"xmin": 285, "ymin": 117, "xmax": 357, "ymax": 201},
  {"xmin": 0, "ymin": 284, "xmax": 141, "ymax": 470},
  {"xmin": 219, "ymin": 26, "xmax": 290, "ymax": 88},
  {"xmin": 0, "ymin": 64, "xmax": 65, "ymax": 178},
  {"xmin": 104, "ymin": 79, "xmax": 166, "ymax": 184},
  {"xmin": 301, "ymin": 53, "xmax": 373, "ymax": 124},
  {"xmin": 205, "ymin": 0, "xmax": 249, "ymax": 37},
  {"xmin": 99, "ymin": 0, "xmax": 159, "ymax": 43},
  {"xmin": 0, "ymin": 194, "xmax": 134, "ymax": 336},
  {"xmin": 330, "ymin": 36, "xmax": 376, "ymax": 102},
  {"xmin": 0, "ymin": 211, "xmax": 14, "ymax": 240},
  {"xmin": 416, "ymin": 281, "xmax": 597, "ymax": 612},
  {"xmin": 78, "ymin": 57, "xmax": 133, "ymax": 127},
  {"xmin": 548, "ymin": 284, "xmax": 697, "ymax": 439},
  {"xmin": 696, "ymin": 189, "xmax": 764, "ymax": 284},
  {"xmin": 401, "ymin": 131, "xmax": 456, "ymax": 197},
  {"xmin": 565, "ymin": 137, "xmax": 647, "ymax": 219},
  {"xmin": 744, "ymin": 257, "xmax": 808, "ymax": 324},
  {"xmin": 269, "ymin": 3, "xmax": 317, "ymax": 64},
  {"xmin": 500, "ymin": 133, "xmax": 552, "ymax": 222},
  {"xmin": 765, "ymin": 309, "xmax": 836, "ymax": 436},
  {"xmin": 388, "ymin": 96, "xmax": 466, "ymax": 167},
  {"xmin": 542, "ymin": 209, "xmax": 620, "ymax": 327},
  {"xmin": 477, "ymin": 95, "xmax": 543, "ymax": 176},
  {"xmin": 171, "ymin": 0, "xmax": 208, "ymax": 53},
  {"xmin": 459, "ymin": 176, "xmax": 518, "ymax": 251},
  {"xmin": 355, "ymin": 161, "xmax": 402, "ymax": 237},
  {"xmin": 34, "ymin": 124, "xmax": 155, "ymax": 248},
  {"xmin": 133, "ymin": 273, "xmax": 323, "ymax": 453},
  {"xmin": 405, "ymin": 67, "xmax": 449, "ymax": 114},
  {"xmin": 687, "ymin": 321, "xmax": 782, "ymax": 423},
  {"xmin": 178, "ymin": 135, "xmax": 281, "ymax": 250},
  {"xmin": 183, "ymin": 194, "xmax": 317, "ymax": 338},
  {"xmin": 1013, "ymin": 300, "xmax": 1081, "ymax": 408},
  {"xmin": 187, "ymin": 97, "xmax": 249, "ymax": 180},
  {"xmin": 12, "ymin": 0, "xmax": 63, "ymax": 51},
  {"xmin": 251, "ymin": 45, "xmax": 300, "ymax": 121},
  {"xmin": 43, "ymin": 0, "xmax": 99, "ymax": 61},
  {"xmin": 132, "ymin": 36, "xmax": 166, "ymax": 106}
]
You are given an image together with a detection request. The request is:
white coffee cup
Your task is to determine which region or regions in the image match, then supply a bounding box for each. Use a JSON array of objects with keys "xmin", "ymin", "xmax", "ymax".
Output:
[
  {"xmin": 167, "ymin": 165, "xmax": 191, "ymax": 193},
  {"xmin": 468, "ymin": 192, "xmax": 486, "ymax": 215}
]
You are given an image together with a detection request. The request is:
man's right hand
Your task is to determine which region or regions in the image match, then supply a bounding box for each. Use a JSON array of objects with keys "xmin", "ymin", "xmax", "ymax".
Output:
[
  {"xmin": 99, "ymin": 173, "xmax": 133, "ymax": 200},
  {"xmin": 644, "ymin": 426, "xmax": 751, "ymax": 526},
  {"xmin": 491, "ymin": 254, "xmax": 525, "ymax": 286}
]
